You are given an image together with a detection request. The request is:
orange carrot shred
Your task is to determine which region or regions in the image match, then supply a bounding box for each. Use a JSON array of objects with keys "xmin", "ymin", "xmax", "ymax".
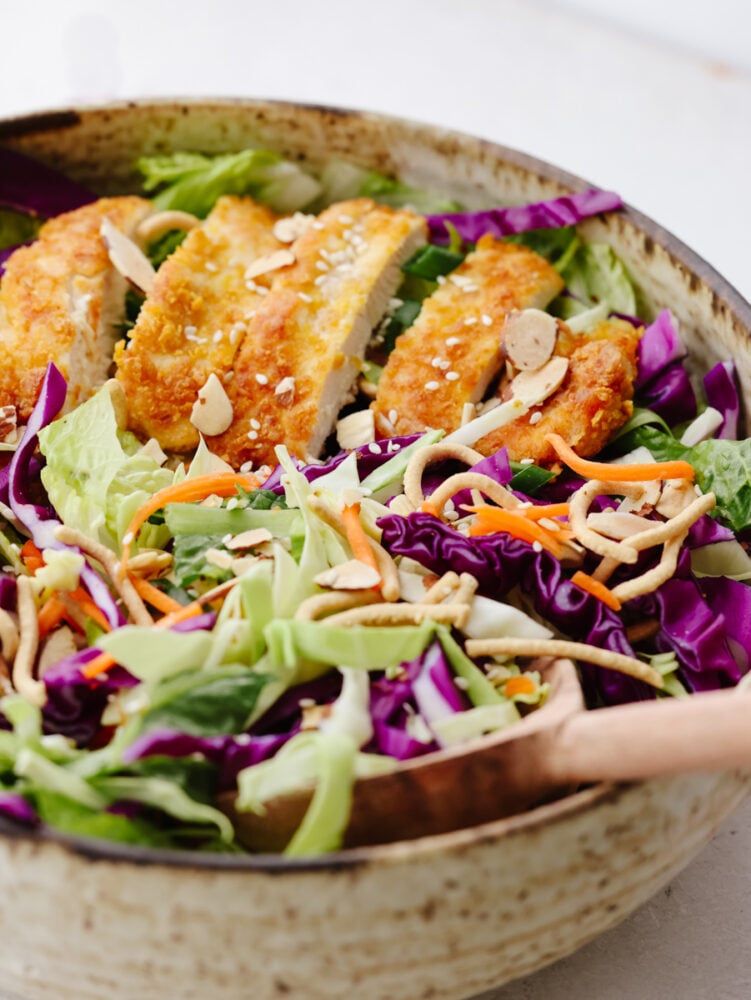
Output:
[
  {"xmin": 118, "ymin": 472, "xmax": 261, "ymax": 579},
  {"xmin": 129, "ymin": 576, "xmax": 185, "ymax": 616},
  {"xmin": 466, "ymin": 505, "xmax": 564, "ymax": 557},
  {"xmin": 571, "ymin": 570, "xmax": 622, "ymax": 612},
  {"xmin": 340, "ymin": 502, "xmax": 381, "ymax": 581},
  {"xmin": 517, "ymin": 503, "xmax": 570, "ymax": 521},
  {"xmin": 21, "ymin": 540, "xmax": 45, "ymax": 574},
  {"xmin": 504, "ymin": 675, "xmax": 537, "ymax": 697},
  {"xmin": 37, "ymin": 596, "xmax": 69, "ymax": 640},
  {"xmin": 546, "ymin": 433, "xmax": 695, "ymax": 483}
]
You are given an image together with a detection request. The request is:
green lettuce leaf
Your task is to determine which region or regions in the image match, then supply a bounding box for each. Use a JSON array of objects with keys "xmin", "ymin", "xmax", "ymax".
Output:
[
  {"xmin": 558, "ymin": 242, "xmax": 638, "ymax": 318},
  {"xmin": 0, "ymin": 208, "xmax": 40, "ymax": 250},
  {"xmin": 622, "ymin": 425, "xmax": 751, "ymax": 532},
  {"xmin": 38, "ymin": 384, "xmax": 173, "ymax": 549},
  {"xmin": 141, "ymin": 667, "xmax": 272, "ymax": 736},
  {"xmin": 137, "ymin": 149, "xmax": 321, "ymax": 217}
]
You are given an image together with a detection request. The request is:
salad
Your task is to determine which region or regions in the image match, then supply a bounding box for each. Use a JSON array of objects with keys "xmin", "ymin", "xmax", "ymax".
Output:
[{"xmin": 0, "ymin": 145, "xmax": 748, "ymax": 856}]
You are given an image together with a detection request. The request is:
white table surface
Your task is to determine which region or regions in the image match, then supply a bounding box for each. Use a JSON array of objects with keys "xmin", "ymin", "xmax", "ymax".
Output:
[{"xmin": 1, "ymin": 2, "xmax": 750, "ymax": 998}]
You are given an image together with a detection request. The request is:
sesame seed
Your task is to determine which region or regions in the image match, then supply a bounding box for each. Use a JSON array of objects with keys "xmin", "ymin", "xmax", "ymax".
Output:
[
  {"xmin": 446, "ymin": 371, "xmax": 460, "ymax": 381},
  {"xmin": 425, "ymin": 380, "xmax": 440, "ymax": 391},
  {"xmin": 520, "ymin": 457, "xmax": 535, "ymax": 465},
  {"xmin": 444, "ymin": 510, "xmax": 459, "ymax": 522},
  {"xmin": 255, "ymin": 374, "xmax": 269, "ymax": 386},
  {"xmin": 229, "ymin": 328, "xmax": 241, "ymax": 345},
  {"xmin": 387, "ymin": 440, "xmax": 401, "ymax": 453},
  {"xmin": 529, "ymin": 411, "xmax": 543, "ymax": 425},
  {"xmin": 312, "ymin": 221, "xmax": 324, "ymax": 230},
  {"xmin": 184, "ymin": 325, "xmax": 198, "ymax": 336},
  {"xmin": 212, "ymin": 330, "xmax": 224, "ymax": 343},
  {"xmin": 250, "ymin": 418, "xmax": 261, "ymax": 430},
  {"xmin": 298, "ymin": 292, "xmax": 313, "ymax": 303},
  {"xmin": 205, "ymin": 261, "xmax": 218, "ymax": 272},
  {"xmin": 464, "ymin": 317, "xmax": 478, "ymax": 326},
  {"xmin": 388, "ymin": 409, "xmax": 399, "ymax": 425},
  {"xmin": 239, "ymin": 460, "xmax": 254, "ymax": 473},
  {"xmin": 247, "ymin": 430, "xmax": 259, "ymax": 440},
  {"xmin": 298, "ymin": 697, "xmax": 316, "ymax": 708},
  {"xmin": 463, "ymin": 283, "xmax": 479, "ymax": 292},
  {"xmin": 431, "ymin": 357, "xmax": 444, "ymax": 368},
  {"xmin": 338, "ymin": 214, "xmax": 353, "ymax": 224},
  {"xmin": 481, "ymin": 314, "xmax": 493, "ymax": 326},
  {"xmin": 315, "ymin": 260, "xmax": 329, "ymax": 272},
  {"xmin": 532, "ymin": 541, "xmax": 543, "ymax": 553},
  {"xmin": 454, "ymin": 676, "xmax": 470, "ymax": 690},
  {"xmin": 436, "ymin": 275, "xmax": 446, "ymax": 285},
  {"xmin": 314, "ymin": 274, "xmax": 327, "ymax": 286},
  {"xmin": 445, "ymin": 336, "xmax": 461, "ymax": 347},
  {"xmin": 368, "ymin": 443, "xmax": 382, "ymax": 455}
]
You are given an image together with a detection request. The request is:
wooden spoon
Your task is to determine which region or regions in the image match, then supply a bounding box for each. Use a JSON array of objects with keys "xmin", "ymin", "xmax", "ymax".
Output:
[{"xmin": 221, "ymin": 658, "xmax": 751, "ymax": 851}]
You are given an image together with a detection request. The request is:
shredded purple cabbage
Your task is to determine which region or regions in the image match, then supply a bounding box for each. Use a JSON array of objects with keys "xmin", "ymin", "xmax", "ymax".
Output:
[
  {"xmin": 0, "ymin": 792, "xmax": 38, "ymax": 827},
  {"xmin": 8, "ymin": 364, "xmax": 124, "ymax": 629},
  {"xmin": 42, "ymin": 647, "xmax": 138, "ymax": 746},
  {"xmin": 635, "ymin": 310, "xmax": 687, "ymax": 389},
  {"xmin": 426, "ymin": 189, "xmax": 623, "ymax": 245},
  {"xmin": 0, "ymin": 575, "xmax": 16, "ymax": 611},
  {"xmin": 378, "ymin": 511, "xmax": 743, "ymax": 704},
  {"xmin": 0, "ymin": 147, "xmax": 94, "ymax": 218},
  {"xmin": 703, "ymin": 361, "xmax": 739, "ymax": 440},
  {"xmin": 637, "ymin": 361, "xmax": 697, "ymax": 427}
]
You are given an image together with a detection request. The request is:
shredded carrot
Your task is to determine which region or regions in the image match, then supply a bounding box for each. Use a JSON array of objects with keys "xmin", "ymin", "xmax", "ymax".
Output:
[
  {"xmin": 546, "ymin": 433, "xmax": 695, "ymax": 483},
  {"xmin": 118, "ymin": 472, "xmax": 261, "ymax": 577},
  {"xmin": 81, "ymin": 650, "xmax": 116, "ymax": 680},
  {"xmin": 21, "ymin": 540, "xmax": 45, "ymax": 574},
  {"xmin": 466, "ymin": 505, "xmax": 564, "ymax": 557},
  {"xmin": 517, "ymin": 503, "xmax": 570, "ymax": 521},
  {"xmin": 68, "ymin": 586, "xmax": 112, "ymax": 633},
  {"xmin": 571, "ymin": 569, "xmax": 622, "ymax": 612},
  {"xmin": 340, "ymin": 502, "xmax": 381, "ymax": 581},
  {"xmin": 129, "ymin": 575, "xmax": 185, "ymax": 616},
  {"xmin": 37, "ymin": 595, "xmax": 69, "ymax": 639},
  {"xmin": 420, "ymin": 501, "xmax": 440, "ymax": 517},
  {"xmin": 503, "ymin": 675, "xmax": 537, "ymax": 697}
]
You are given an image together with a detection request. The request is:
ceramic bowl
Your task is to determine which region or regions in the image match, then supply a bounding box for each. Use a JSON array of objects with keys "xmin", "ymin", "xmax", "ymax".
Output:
[{"xmin": 0, "ymin": 99, "xmax": 750, "ymax": 1000}]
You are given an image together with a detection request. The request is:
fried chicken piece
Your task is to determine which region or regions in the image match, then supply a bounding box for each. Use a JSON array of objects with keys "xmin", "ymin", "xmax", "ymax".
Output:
[
  {"xmin": 0, "ymin": 197, "xmax": 152, "ymax": 417},
  {"xmin": 210, "ymin": 198, "xmax": 426, "ymax": 467},
  {"xmin": 372, "ymin": 235, "xmax": 564, "ymax": 436},
  {"xmin": 478, "ymin": 320, "xmax": 641, "ymax": 463},
  {"xmin": 115, "ymin": 196, "xmax": 284, "ymax": 452}
]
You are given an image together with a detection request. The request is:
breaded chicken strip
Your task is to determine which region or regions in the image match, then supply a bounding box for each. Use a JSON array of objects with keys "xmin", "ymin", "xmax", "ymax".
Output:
[
  {"xmin": 0, "ymin": 197, "xmax": 151, "ymax": 417},
  {"xmin": 210, "ymin": 198, "xmax": 426, "ymax": 467},
  {"xmin": 372, "ymin": 235, "xmax": 564, "ymax": 437},
  {"xmin": 115, "ymin": 196, "xmax": 284, "ymax": 452},
  {"xmin": 479, "ymin": 320, "xmax": 640, "ymax": 464}
]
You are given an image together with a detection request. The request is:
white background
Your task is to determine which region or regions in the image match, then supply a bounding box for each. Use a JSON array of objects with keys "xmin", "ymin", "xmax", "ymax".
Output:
[{"xmin": 1, "ymin": 2, "xmax": 750, "ymax": 998}]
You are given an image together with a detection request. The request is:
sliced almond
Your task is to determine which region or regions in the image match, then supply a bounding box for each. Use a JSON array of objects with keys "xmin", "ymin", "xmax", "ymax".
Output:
[
  {"xmin": 205, "ymin": 548, "xmax": 235, "ymax": 571},
  {"xmin": 274, "ymin": 376, "xmax": 296, "ymax": 406},
  {"xmin": 100, "ymin": 216, "xmax": 156, "ymax": 295},
  {"xmin": 135, "ymin": 210, "xmax": 200, "ymax": 243},
  {"xmin": 139, "ymin": 437, "xmax": 169, "ymax": 467},
  {"xmin": 511, "ymin": 355, "xmax": 569, "ymax": 405},
  {"xmin": 126, "ymin": 549, "xmax": 173, "ymax": 578},
  {"xmin": 656, "ymin": 480, "xmax": 698, "ymax": 519},
  {"xmin": 314, "ymin": 559, "xmax": 381, "ymax": 591},
  {"xmin": 0, "ymin": 405, "xmax": 17, "ymax": 443},
  {"xmin": 244, "ymin": 248, "xmax": 296, "ymax": 280},
  {"xmin": 190, "ymin": 373, "xmax": 234, "ymax": 436},
  {"xmin": 273, "ymin": 213, "xmax": 316, "ymax": 243},
  {"xmin": 226, "ymin": 528, "xmax": 274, "ymax": 551},
  {"xmin": 336, "ymin": 409, "xmax": 376, "ymax": 450},
  {"xmin": 502, "ymin": 309, "xmax": 559, "ymax": 372},
  {"xmin": 586, "ymin": 511, "xmax": 652, "ymax": 540}
]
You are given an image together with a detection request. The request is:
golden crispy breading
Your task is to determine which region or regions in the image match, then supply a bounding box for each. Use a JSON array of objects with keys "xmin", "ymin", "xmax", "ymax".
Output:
[
  {"xmin": 210, "ymin": 198, "xmax": 426, "ymax": 468},
  {"xmin": 115, "ymin": 196, "xmax": 283, "ymax": 452},
  {"xmin": 372, "ymin": 235, "xmax": 564, "ymax": 436},
  {"xmin": 0, "ymin": 196, "xmax": 151, "ymax": 417},
  {"xmin": 477, "ymin": 320, "xmax": 641, "ymax": 463}
]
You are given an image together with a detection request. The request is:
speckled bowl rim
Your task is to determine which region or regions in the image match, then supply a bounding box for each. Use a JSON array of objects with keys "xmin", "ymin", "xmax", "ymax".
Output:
[{"xmin": 1, "ymin": 96, "xmax": 750, "ymax": 876}]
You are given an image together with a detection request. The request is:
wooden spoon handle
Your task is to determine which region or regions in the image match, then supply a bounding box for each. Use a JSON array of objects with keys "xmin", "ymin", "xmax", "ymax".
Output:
[{"xmin": 548, "ymin": 687, "xmax": 751, "ymax": 785}]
